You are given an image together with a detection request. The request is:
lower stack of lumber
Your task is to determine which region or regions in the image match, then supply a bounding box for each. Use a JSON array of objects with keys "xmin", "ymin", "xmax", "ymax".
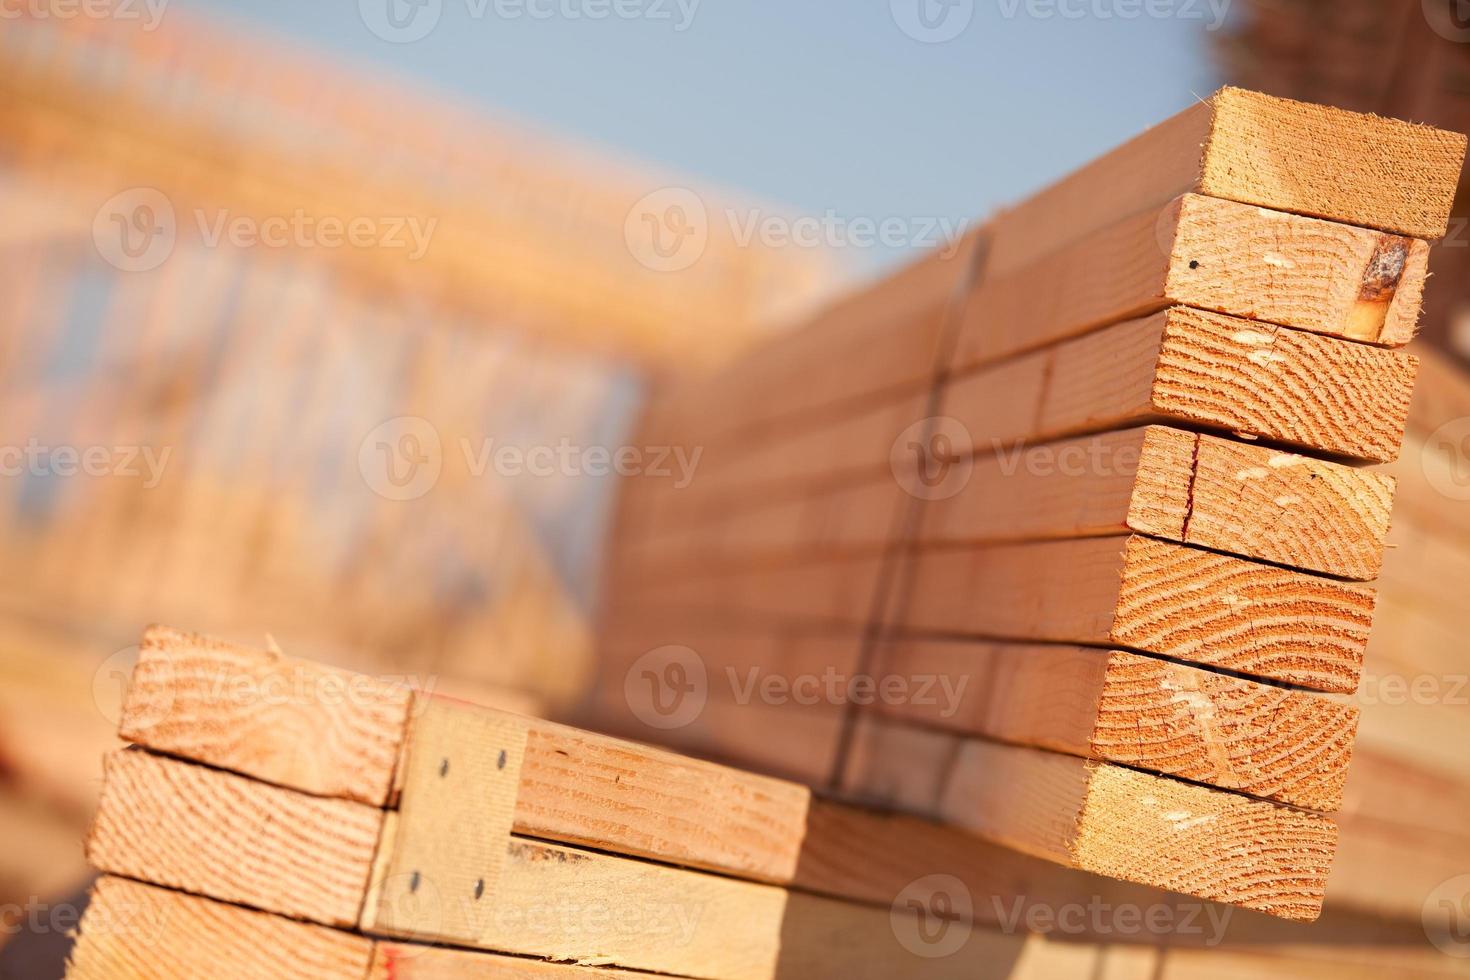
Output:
[{"xmin": 68, "ymin": 627, "xmax": 1469, "ymax": 978}]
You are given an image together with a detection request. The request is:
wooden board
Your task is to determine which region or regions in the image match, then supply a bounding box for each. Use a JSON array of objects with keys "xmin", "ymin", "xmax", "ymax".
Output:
[
  {"xmin": 984, "ymin": 87, "xmax": 1465, "ymax": 280},
  {"xmin": 944, "ymin": 306, "xmax": 1417, "ymax": 465},
  {"xmin": 844, "ymin": 721, "xmax": 1336, "ymax": 922},
  {"xmin": 937, "ymin": 740, "xmax": 1336, "ymax": 922},
  {"xmin": 69, "ymin": 874, "xmax": 1162, "ymax": 980},
  {"xmin": 84, "ymin": 750, "xmax": 1026, "ymax": 980},
  {"xmin": 67, "ymin": 876, "xmax": 377, "ymax": 980},
  {"xmin": 958, "ymin": 192, "xmax": 1429, "ymax": 373},
  {"xmin": 66, "ymin": 875, "xmax": 667, "ymax": 979},
  {"xmin": 896, "ymin": 535, "xmax": 1374, "ymax": 694},
  {"xmin": 919, "ymin": 425, "xmax": 1394, "ymax": 580},
  {"xmin": 118, "ymin": 625, "xmax": 415, "ymax": 806},
  {"xmin": 873, "ymin": 639, "xmax": 1356, "ymax": 811}
]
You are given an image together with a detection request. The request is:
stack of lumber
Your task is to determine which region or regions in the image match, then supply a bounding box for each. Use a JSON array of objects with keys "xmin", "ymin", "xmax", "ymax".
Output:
[
  {"xmin": 68, "ymin": 627, "xmax": 1470, "ymax": 978},
  {"xmin": 594, "ymin": 87, "xmax": 1468, "ymax": 930},
  {"xmin": 77, "ymin": 625, "xmax": 1041, "ymax": 979}
]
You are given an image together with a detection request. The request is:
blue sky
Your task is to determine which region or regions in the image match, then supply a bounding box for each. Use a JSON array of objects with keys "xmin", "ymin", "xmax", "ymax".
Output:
[{"xmin": 190, "ymin": 0, "xmax": 1223, "ymax": 272}]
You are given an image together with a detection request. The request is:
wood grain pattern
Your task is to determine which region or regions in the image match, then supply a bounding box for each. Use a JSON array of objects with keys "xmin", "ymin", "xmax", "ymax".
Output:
[
  {"xmin": 119, "ymin": 624, "xmax": 413, "ymax": 806},
  {"xmin": 1149, "ymin": 306, "xmax": 1417, "ymax": 463},
  {"xmin": 958, "ymin": 192, "xmax": 1429, "ymax": 369},
  {"xmin": 1162, "ymin": 194, "xmax": 1426, "ymax": 345},
  {"xmin": 86, "ymin": 749, "xmax": 383, "ymax": 927},
  {"xmin": 898, "ymin": 535, "xmax": 1373, "ymax": 693},
  {"xmin": 843, "ymin": 719, "xmax": 1337, "ymax": 921},
  {"xmin": 1110, "ymin": 535, "xmax": 1374, "ymax": 692},
  {"xmin": 68, "ymin": 876, "xmax": 376, "ymax": 980},
  {"xmin": 876, "ymin": 639, "xmax": 1357, "ymax": 810},
  {"xmin": 941, "ymin": 307, "xmax": 1416, "ymax": 466},
  {"xmin": 1200, "ymin": 87, "xmax": 1465, "ymax": 241},
  {"xmin": 1148, "ymin": 429, "xmax": 1395, "ymax": 580},
  {"xmin": 937, "ymin": 737, "xmax": 1337, "ymax": 921},
  {"xmin": 916, "ymin": 425, "xmax": 1393, "ymax": 579}
]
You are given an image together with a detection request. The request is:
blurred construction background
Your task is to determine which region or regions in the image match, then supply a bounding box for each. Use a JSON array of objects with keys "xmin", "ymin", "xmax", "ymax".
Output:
[
  {"xmin": 0, "ymin": 4, "xmax": 838, "ymax": 928},
  {"xmin": 4, "ymin": 0, "xmax": 1470, "ymax": 969}
]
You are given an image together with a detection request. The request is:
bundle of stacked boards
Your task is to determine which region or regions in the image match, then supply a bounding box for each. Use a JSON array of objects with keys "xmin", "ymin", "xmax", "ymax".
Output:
[
  {"xmin": 68, "ymin": 627, "xmax": 1470, "ymax": 978},
  {"xmin": 594, "ymin": 86, "xmax": 1469, "ymax": 932}
]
